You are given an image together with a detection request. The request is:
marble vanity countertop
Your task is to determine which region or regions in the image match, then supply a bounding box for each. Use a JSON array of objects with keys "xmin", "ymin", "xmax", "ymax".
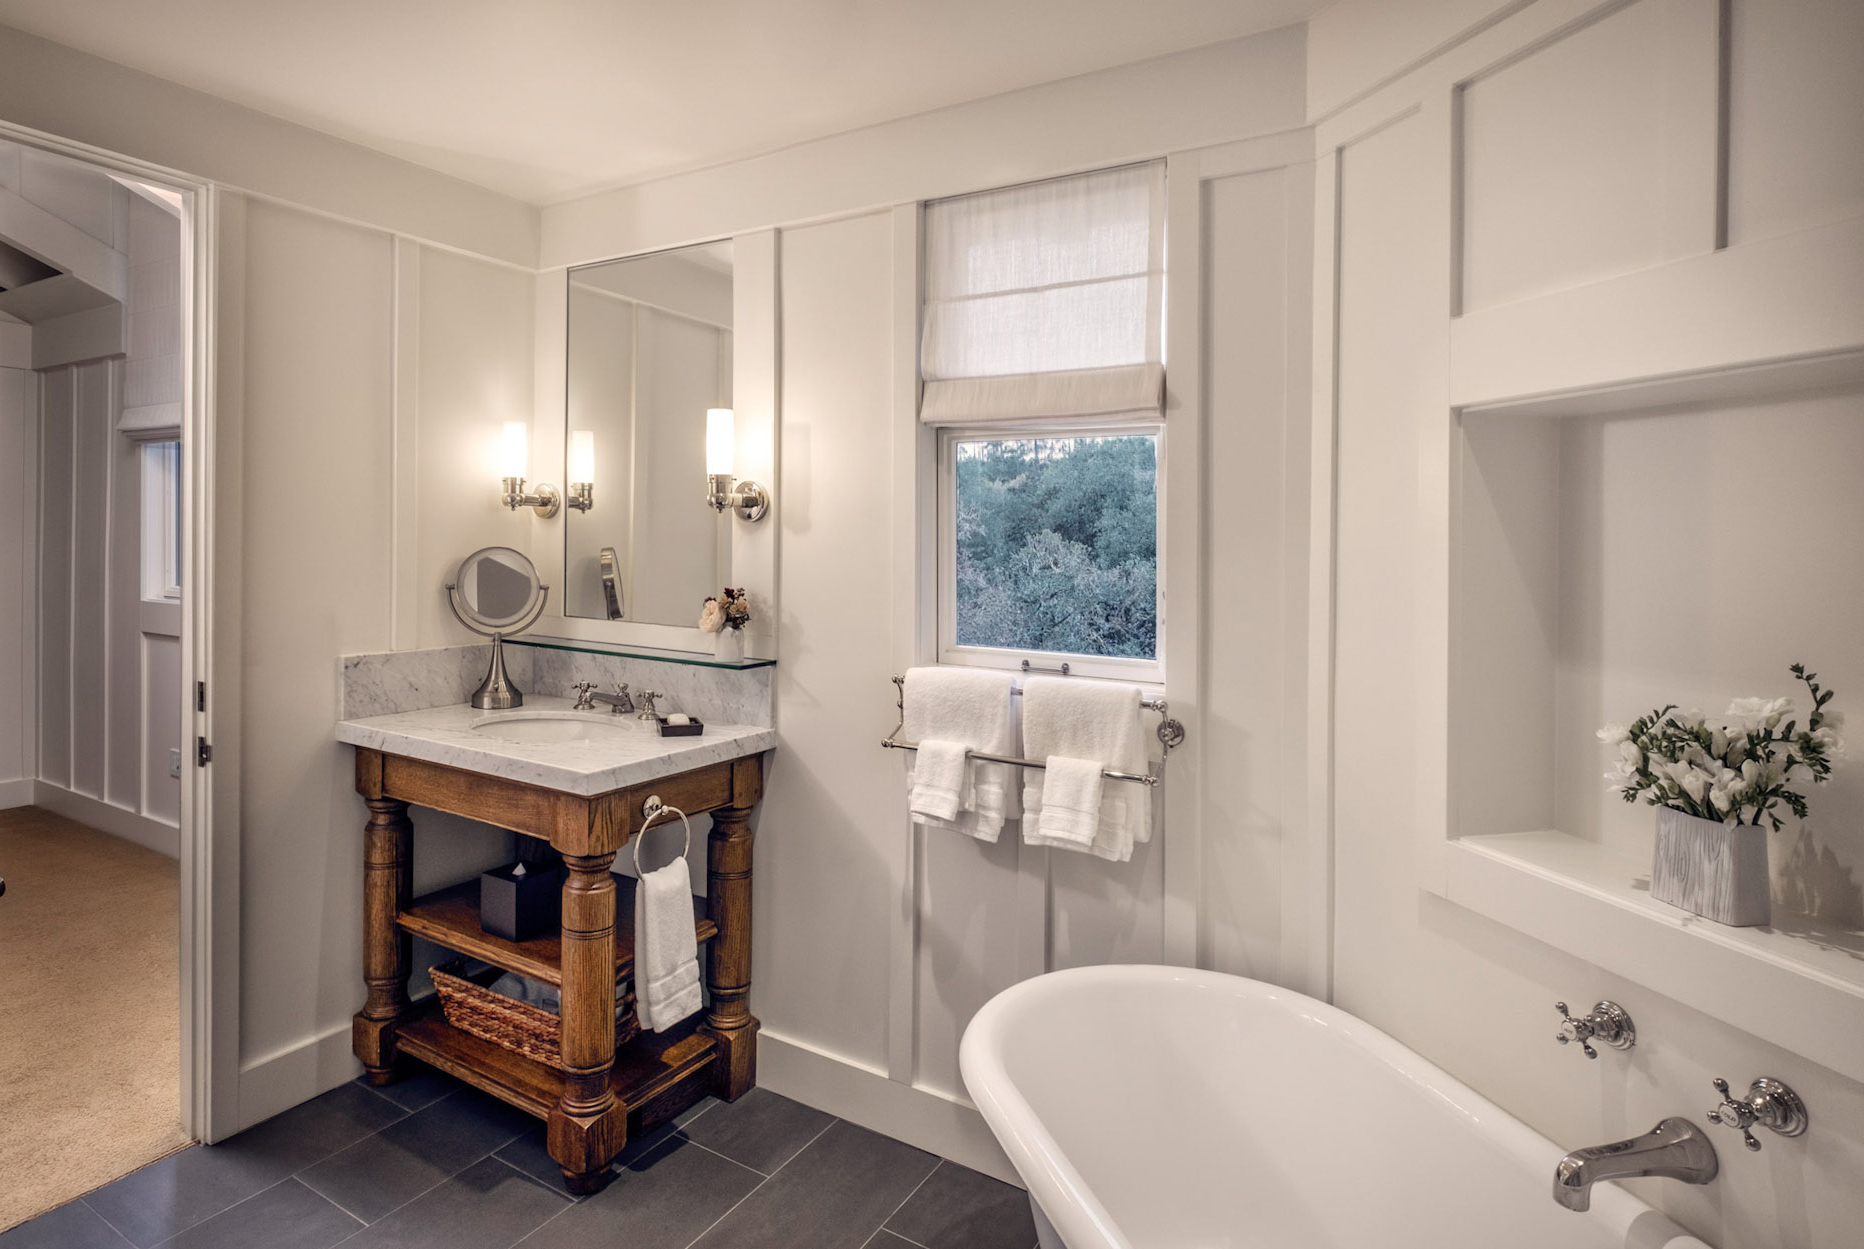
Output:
[{"xmin": 335, "ymin": 697, "xmax": 777, "ymax": 796}]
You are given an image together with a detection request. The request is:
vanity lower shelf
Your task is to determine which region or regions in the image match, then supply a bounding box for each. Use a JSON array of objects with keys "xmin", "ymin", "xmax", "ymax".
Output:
[
  {"xmin": 396, "ymin": 997, "xmax": 716, "ymax": 1121},
  {"xmin": 398, "ymin": 879, "xmax": 716, "ymax": 986}
]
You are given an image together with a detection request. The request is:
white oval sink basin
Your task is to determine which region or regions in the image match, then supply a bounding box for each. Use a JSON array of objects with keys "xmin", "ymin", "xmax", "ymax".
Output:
[{"xmin": 471, "ymin": 715, "xmax": 632, "ymax": 744}]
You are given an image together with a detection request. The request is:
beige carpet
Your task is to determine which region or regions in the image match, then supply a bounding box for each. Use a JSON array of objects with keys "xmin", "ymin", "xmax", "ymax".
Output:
[{"xmin": 0, "ymin": 806, "xmax": 192, "ymax": 1230}]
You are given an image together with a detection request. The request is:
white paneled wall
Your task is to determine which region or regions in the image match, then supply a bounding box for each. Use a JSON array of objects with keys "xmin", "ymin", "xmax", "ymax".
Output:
[
  {"xmin": 0, "ymin": 364, "xmax": 31, "ymax": 801},
  {"xmin": 26, "ymin": 179, "xmax": 187, "ymax": 855},
  {"xmin": 1314, "ymin": 2, "xmax": 1864, "ymax": 1245}
]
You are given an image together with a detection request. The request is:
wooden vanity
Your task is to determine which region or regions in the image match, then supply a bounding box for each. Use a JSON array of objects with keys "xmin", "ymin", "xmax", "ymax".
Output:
[{"xmin": 347, "ymin": 743, "xmax": 764, "ymax": 1192}]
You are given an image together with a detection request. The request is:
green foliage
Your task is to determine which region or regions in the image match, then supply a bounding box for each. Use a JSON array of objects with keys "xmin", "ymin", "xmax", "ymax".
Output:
[{"xmin": 954, "ymin": 435, "xmax": 1157, "ymax": 659}]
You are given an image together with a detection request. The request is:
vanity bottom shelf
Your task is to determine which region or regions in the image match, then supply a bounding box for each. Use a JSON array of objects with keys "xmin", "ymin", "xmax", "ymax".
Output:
[{"xmin": 396, "ymin": 997, "xmax": 717, "ymax": 1122}]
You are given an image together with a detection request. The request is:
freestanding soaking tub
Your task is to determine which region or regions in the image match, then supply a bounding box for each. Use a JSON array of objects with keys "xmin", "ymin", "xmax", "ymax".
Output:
[{"xmin": 960, "ymin": 965, "xmax": 1711, "ymax": 1249}]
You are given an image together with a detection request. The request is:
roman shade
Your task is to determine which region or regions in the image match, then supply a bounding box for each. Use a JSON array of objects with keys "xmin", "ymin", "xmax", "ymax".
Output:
[{"xmin": 919, "ymin": 161, "xmax": 1165, "ymax": 425}]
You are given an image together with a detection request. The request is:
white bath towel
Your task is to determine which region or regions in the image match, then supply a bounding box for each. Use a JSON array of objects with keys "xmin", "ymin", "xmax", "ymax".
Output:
[
  {"xmin": 1021, "ymin": 677, "xmax": 1150, "ymax": 861},
  {"xmin": 1034, "ymin": 755, "xmax": 1106, "ymax": 849},
  {"xmin": 634, "ymin": 857, "xmax": 702, "ymax": 1032},
  {"xmin": 902, "ymin": 667, "xmax": 1017, "ymax": 842},
  {"xmin": 909, "ymin": 739, "xmax": 970, "ymax": 822}
]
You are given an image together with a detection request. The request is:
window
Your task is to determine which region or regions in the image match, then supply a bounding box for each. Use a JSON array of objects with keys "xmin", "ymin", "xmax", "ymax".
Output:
[
  {"xmin": 141, "ymin": 439, "xmax": 181, "ymax": 601},
  {"xmin": 922, "ymin": 162, "xmax": 1165, "ymax": 676}
]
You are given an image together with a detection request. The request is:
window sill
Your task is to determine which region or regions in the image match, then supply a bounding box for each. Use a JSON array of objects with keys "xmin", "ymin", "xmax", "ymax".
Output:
[{"xmin": 1442, "ymin": 830, "xmax": 1864, "ymax": 1085}]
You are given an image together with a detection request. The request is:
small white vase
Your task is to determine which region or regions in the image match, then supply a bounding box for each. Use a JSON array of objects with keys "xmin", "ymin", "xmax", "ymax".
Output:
[
  {"xmin": 713, "ymin": 628, "xmax": 745, "ymax": 664},
  {"xmin": 1651, "ymin": 807, "xmax": 1771, "ymax": 927}
]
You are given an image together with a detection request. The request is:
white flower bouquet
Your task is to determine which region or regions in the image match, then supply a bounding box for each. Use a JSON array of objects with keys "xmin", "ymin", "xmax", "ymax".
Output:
[{"xmin": 1599, "ymin": 663, "xmax": 1844, "ymax": 831}]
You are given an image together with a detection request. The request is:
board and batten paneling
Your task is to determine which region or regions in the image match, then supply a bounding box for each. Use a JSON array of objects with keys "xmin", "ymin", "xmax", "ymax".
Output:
[{"xmin": 0, "ymin": 364, "xmax": 33, "ymax": 792}]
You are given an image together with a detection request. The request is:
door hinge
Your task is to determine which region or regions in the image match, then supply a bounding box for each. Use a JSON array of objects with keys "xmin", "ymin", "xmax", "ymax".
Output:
[
  {"xmin": 196, "ymin": 736, "xmax": 213, "ymax": 766},
  {"xmin": 195, "ymin": 680, "xmax": 206, "ymax": 712}
]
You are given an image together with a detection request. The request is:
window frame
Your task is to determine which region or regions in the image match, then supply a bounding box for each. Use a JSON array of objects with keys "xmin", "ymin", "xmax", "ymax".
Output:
[
  {"xmin": 935, "ymin": 419, "xmax": 1166, "ymax": 683},
  {"xmin": 140, "ymin": 438, "xmax": 182, "ymax": 602}
]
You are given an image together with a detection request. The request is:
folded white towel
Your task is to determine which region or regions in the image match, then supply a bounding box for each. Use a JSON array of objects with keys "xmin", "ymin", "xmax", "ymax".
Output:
[
  {"xmin": 1035, "ymin": 755, "xmax": 1105, "ymax": 848},
  {"xmin": 634, "ymin": 857, "xmax": 702, "ymax": 1032},
  {"xmin": 1021, "ymin": 677, "xmax": 1149, "ymax": 861},
  {"xmin": 910, "ymin": 739, "xmax": 970, "ymax": 822},
  {"xmin": 902, "ymin": 667, "xmax": 1016, "ymax": 842}
]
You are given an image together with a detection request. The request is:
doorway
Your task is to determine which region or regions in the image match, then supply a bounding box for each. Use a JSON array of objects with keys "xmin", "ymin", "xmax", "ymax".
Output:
[{"xmin": 0, "ymin": 133, "xmax": 218, "ymax": 1230}]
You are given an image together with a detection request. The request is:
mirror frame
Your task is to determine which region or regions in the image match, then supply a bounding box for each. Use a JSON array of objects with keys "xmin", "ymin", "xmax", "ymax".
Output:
[
  {"xmin": 531, "ymin": 230, "xmax": 779, "ymax": 661},
  {"xmin": 447, "ymin": 545, "xmax": 549, "ymax": 636}
]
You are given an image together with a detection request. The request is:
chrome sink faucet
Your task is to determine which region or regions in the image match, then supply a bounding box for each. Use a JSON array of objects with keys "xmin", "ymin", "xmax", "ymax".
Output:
[
  {"xmin": 1552, "ymin": 1117, "xmax": 1718, "ymax": 1212},
  {"xmin": 571, "ymin": 682, "xmax": 635, "ymax": 714}
]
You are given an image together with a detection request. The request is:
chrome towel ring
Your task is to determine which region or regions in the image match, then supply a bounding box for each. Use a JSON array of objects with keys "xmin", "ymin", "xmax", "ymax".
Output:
[{"xmin": 635, "ymin": 795, "xmax": 692, "ymax": 875}]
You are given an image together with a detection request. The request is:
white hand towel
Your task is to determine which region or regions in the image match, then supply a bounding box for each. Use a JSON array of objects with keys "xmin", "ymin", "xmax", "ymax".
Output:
[
  {"xmin": 634, "ymin": 857, "xmax": 702, "ymax": 1033},
  {"xmin": 909, "ymin": 739, "xmax": 970, "ymax": 821},
  {"xmin": 1035, "ymin": 755, "xmax": 1106, "ymax": 848},
  {"xmin": 1021, "ymin": 677, "xmax": 1149, "ymax": 861},
  {"xmin": 902, "ymin": 667, "xmax": 1016, "ymax": 842}
]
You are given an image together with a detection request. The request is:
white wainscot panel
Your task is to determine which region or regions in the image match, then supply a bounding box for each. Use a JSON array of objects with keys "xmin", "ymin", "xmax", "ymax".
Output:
[{"xmin": 1457, "ymin": 0, "xmax": 1719, "ymax": 313}]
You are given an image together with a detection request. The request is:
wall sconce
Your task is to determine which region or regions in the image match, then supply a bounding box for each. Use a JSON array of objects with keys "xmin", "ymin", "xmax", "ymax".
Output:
[
  {"xmin": 498, "ymin": 421, "xmax": 561, "ymax": 518},
  {"xmin": 704, "ymin": 408, "xmax": 770, "ymax": 522},
  {"xmin": 567, "ymin": 430, "xmax": 595, "ymax": 512}
]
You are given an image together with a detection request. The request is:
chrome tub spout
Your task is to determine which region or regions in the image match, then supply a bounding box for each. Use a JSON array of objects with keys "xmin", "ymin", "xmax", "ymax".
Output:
[{"xmin": 1553, "ymin": 1117, "xmax": 1718, "ymax": 1212}]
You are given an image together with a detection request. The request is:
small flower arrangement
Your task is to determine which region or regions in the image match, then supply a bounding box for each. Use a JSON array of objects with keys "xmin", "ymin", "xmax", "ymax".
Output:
[
  {"xmin": 698, "ymin": 587, "xmax": 751, "ymax": 633},
  {"xmin": 1599, "ymin": 663, "xmax": 1844, "ymax": 831}
]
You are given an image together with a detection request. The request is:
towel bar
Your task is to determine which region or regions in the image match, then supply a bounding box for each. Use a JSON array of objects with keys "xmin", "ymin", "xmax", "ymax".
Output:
[{"xmin": 880, "ymin": 673, "xmax": 1186, "ymax": 788}]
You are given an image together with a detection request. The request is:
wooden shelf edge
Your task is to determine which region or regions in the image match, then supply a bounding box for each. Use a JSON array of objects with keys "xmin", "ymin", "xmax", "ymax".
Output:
[
  {"xmin": 397, "ymin": 879, "xmax": 717, "ymax": 988},
  {"xmin": 395, "ymin": 998, "xmax": 718, "ymax": 1122},
  {"xmin": 1443, "ymin": 831, "xmax": 1864, "ymax": 1085}
]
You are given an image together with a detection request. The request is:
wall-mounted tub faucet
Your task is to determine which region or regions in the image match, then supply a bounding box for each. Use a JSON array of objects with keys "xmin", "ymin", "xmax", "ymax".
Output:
[
  {"xmin": 1553, "ymin": 1118, "xmax": 1718, "ymax": 1212},
  {"xmin": 1552, "ymin": 1000, "xmax": 1635, "ymax": 1058},
  {"xmin": 1707, "ymin": 1077, "xmax": 1808, "ymax": 1151}
]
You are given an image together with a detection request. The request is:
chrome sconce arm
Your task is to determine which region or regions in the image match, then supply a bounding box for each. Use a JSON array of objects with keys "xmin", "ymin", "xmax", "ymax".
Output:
[
  {"xmin": 565, "ymin": 481, "xmax": 594, "ymax": 512},
  {"xmin": 707, "ymin": 472, "xmax": 770, "ymax": 522},
  {"xmin": 501, "ymin": 476, "xmax": 562, "ymax": 518}
]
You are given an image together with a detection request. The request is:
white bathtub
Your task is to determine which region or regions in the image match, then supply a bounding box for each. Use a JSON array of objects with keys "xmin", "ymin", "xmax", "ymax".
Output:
[{"xmin": 960, "ymin": 965, "xmax": 1711, "ymax": 1249}]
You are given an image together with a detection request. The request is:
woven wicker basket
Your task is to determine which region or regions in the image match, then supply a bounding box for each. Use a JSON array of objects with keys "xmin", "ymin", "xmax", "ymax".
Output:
[{"xmin": 430, "ymin": 961, "xmax": 639, "ymax": 1065}]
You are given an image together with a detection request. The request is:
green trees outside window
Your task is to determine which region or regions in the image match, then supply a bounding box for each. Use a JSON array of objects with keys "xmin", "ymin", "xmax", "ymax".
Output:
[{"xmin": 953, "ymin": 434, "xmax": 1157, "ymax": 659}]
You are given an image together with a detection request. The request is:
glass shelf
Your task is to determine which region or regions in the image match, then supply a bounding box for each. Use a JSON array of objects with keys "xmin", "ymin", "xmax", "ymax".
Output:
[{"xmin": 509, "ymin": 635, "xmax": 774, "ymax": 671}]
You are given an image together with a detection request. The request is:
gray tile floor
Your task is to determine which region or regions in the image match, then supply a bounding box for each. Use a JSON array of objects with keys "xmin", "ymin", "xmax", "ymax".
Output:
[{"xmin": 0, "ymin": 1073, "xmax": 1037, "ymax": 1249}]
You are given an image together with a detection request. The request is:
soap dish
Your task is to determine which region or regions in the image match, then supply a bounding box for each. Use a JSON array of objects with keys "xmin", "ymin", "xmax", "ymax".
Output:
[{"xmin": 654, "ymin": 715, "xmax": 704, "ymax": 737}]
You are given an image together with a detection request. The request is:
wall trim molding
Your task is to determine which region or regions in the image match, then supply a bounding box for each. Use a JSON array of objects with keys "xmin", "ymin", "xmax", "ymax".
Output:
[
  {"xmin": 31, "ymin": 779, "xmax": 180, "ymax": 857},
  {"xmin": 757, "ymin": 1029, "xmax": 1018, "ymax": 1187},
  {"xmin": 236, "ymin": 1018, "xmax": 361, "ymax": 1132},
  {"xmin": 0, "ymin": 777, "xmax": 34, "ymax": 809}
]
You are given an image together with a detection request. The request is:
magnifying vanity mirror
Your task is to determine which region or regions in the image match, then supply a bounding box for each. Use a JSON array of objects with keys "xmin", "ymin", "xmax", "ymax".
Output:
[
  {"xmin": 447, "ymin": 545, "xmax": 549, "ymax": 708},
  {"xmin": 564, "ymin": 239, "xmax": 733, "ymax": 628}
]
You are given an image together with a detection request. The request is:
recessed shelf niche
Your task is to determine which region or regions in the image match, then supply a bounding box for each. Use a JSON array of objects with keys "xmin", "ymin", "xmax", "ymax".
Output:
[{"xmin": 1440, "ymin": 368, "xmax": 1864, "ymax": 1082}]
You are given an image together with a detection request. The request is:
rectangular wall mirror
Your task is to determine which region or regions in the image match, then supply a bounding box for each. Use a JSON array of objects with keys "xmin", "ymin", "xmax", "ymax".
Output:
[{"xmin": 564, "ymin": 239, "xmax": 733, "ymax": 627}]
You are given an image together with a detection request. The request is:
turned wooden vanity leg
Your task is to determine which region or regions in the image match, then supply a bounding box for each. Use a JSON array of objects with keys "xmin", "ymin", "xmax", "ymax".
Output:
[
  {"xmin": 705, "ymin": 800, "xmax": 760, "ymax": 1101},
  {"xmin": 550, "ymin": 851, "xmax": 624, "ymax": 1193},
  {"xmin": 352, "ymin": 794, "xmax": 413, "ymax": 1085}
]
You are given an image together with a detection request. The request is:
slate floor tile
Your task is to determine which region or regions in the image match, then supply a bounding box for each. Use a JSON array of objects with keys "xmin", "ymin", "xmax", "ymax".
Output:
[
  {"xmin": 297, "ymin": 1087, "xmax": 538, "ymax": 1222},
  {"xmin": 359, "ymin": 1066, "xmax": 465, "ymax": 1113},
  {"xmin": 513, "ymin": 1137, "xmax": 764, "ymax": 1248},
  {"xmin": 493, "ymin": 1112, "xmax": 681, "ymax": 1195},
  {"xmin": 676, "ymin": 1087, "xmax": 835, "ymax": 1175},
  {"xmin": 884, "ymin": 1161, "xmax": 1036, "ymax": 1249},
  {"xmin": 85, "ymin": 1086, "xmax": 404, "ymax": 1247},
  {"xmin": 690, "ymin": 1120, "xmax": 938, "ymax": 1249},
  {"xmin": 337, "ymin": 1156, "xmax": 569, "ymax": 1249},
  {"xmin": 863, "ymin": 1234, "xmax": 921, "ymax": 1249},
  {"xmin": 156, "ymin": 1179, "xmax": 360, "ymax": 1249},
  {"xmin": 0, "ymin": 1201, "xmax": 132, "ymax": 1249}
]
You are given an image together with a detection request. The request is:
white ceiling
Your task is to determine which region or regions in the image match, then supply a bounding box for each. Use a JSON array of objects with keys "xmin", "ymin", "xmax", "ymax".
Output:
[{"xmin": 0, "ymin": 0, "xmax": 1326, "ymax": 205}]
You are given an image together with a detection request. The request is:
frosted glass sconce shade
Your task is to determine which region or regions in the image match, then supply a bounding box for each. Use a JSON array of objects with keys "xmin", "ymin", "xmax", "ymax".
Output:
[
  {"xmin": 567, "ymin": 430, "xmax": 595, "ymax": 511},
  {"xmin": 704, "ymin": 407, "xmax": 768, "ymax": 522},
  {"xmin": 498, "ymin": 420, "xmax": 560, "ymax": 518}
]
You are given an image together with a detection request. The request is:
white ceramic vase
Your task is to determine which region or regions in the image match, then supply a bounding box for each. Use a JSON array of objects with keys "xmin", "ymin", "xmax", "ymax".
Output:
[
  {"xmin": 713, "ymin": 627, "xmax": 745, "ymax": 664},
  {"xmin": 1650, "ymin": 806, "xmax": 1771, "ymax": 927}
]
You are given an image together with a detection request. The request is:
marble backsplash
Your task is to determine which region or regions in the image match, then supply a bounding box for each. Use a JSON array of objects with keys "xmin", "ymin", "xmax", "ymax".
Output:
[
  {"xmin": 340, "ymin": 641, "xmax": 772, "ymax": 726},
  {"xmin": 525, "ymin": 647, "xmax": 773, "ymax": 726}
]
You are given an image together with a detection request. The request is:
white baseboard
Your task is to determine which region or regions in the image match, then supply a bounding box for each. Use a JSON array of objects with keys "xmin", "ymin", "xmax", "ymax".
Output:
[
  {"xmin": 757, "ymin": 1029, "xmax": 1020, "ymax": 1187},
  {"xmin": 31, "ymin": 781, "xmax": 181, "ymax": 858},
  {"xmin": 0, "ymin": 777, "xmax": 34, "ymax": 809},
  {"xmin": 235, "ymin": 1019, "xmax": 363, "ymax": 1136}
]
